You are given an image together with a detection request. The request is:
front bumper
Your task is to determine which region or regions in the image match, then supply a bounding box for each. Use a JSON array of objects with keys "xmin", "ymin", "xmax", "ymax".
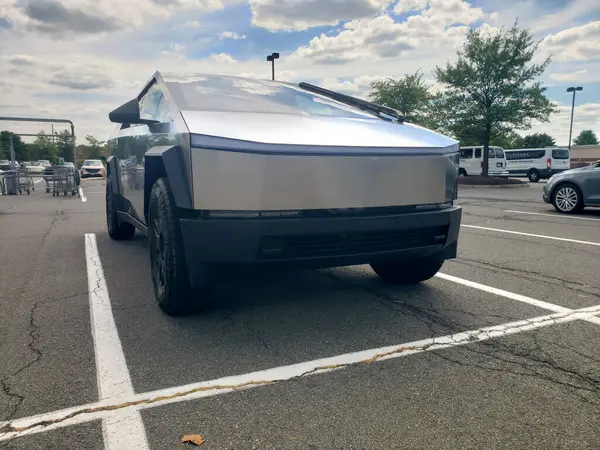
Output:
[
  {"xmin": 542, "ymin": 183, "xmax": 552, "ymax": 203},
  {"xmin": 180, "ymin": 206, "xmax": 462, "ymax": 284}
]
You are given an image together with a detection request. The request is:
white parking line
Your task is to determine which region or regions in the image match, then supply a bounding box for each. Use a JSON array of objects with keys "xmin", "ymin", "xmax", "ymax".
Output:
[
  {"xmin": 34, "ymin": 178, "xmax": 43, "ymax": 184},
  {"xmin": 79, "ymin": 186, "xmax": 87, "ymax": 203},
  {"xmin": 504, "ymin": 210, "xmax": 600, "ymax": 222},
  {"xmin": 436, "ymin": 272, "xmax": 600, "ymax": 326},
  {"xmin": 462, "ymin": 224, "xmax": 600, "ymax": 247},
  {"xmin": 84, "ymin": 234, "xmax": 149, "ymax": 450},
  {"xmin": 1, "ymin": 304, "xmax": 599, "ymax": 442}
]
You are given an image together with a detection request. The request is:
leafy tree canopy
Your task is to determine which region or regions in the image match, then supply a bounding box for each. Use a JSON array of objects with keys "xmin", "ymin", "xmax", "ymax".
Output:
[
  {"xmin": 573, "ymin": 129, "xmax": 599, "ymax": 146},
  {"xmin": 433, "ymin": 21, "xmax": 555, "ymax": 175},
  {"xmin": 522, "ymin": 132, "xmax": 556, "ymax": 148}
]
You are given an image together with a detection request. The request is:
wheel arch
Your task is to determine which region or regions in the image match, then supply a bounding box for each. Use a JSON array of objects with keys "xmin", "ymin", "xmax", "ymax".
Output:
[
  {"xmin": 144, "ymin": 145, "xmax": 192, "ymax": 222},
  {"xmin": 551, "ymin": 179, "xmax": 584, "ymax": 204},
  {"xmin": 106, "ymin": 156, "xmax": 121, "ymax": 195}
]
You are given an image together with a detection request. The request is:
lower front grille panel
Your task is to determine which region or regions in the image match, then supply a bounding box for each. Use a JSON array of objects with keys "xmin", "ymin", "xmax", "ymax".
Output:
[{"xmin": 258, "ymin": 226, "xmax": 447, "ymax": 260}]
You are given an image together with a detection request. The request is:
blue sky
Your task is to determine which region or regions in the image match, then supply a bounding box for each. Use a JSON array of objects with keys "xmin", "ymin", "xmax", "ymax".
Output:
[{"xmin": 0, "ymin": 0, "xmax": 599, "ymax": 144}]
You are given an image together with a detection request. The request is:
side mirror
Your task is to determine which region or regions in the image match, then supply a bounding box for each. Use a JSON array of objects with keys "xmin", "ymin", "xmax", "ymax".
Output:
[{"xmin": 109, "ymin": 99, "xmax": 157, "ymax": 125}]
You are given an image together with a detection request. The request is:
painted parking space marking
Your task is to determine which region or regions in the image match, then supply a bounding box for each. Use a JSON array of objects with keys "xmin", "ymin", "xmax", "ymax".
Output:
[
  {"xmin": 462, "ymin": 224, "xmax": 600, "ymax": 247},
  {"xmin": 436, "ymin": 272, "xmax": 600, "ymax": 325},
  {"xmin": 84, "ymin": 234, "xmax": 149, "ymax": 450},
  {"xmin": 79, "ymin": 186, "xmax": 87, "ymax": 203},
  {"xmin": 2, "ymin": 235, "xmax": 600, "ymax": 445},
  {"xmin": 1, "ymin": 302, "xmax": 599, "ymax": 441},
  {"xmin": 504, "ymin": 210, "xmax": 600, "ymax": 222}
]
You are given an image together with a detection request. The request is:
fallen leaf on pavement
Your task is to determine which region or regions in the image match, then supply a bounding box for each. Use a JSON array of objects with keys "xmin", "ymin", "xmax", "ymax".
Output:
[{"xmin": 181, "ymin": 434, "xmax": 206, "ymax": 446}]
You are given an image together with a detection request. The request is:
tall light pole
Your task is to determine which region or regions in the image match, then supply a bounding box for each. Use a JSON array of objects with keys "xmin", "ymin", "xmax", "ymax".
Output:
[
  {"xmin": 567, "ymin": 86, "xmax": 583, "ymax": 150},
  {"xmin": 266, "ymin": 52, "xmax": 279, "ymax": 81}
]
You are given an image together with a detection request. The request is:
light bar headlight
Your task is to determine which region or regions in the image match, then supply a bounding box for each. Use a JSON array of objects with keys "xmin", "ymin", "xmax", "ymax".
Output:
[
  {"xmin": 207, "ymin": 210, "xmax": 301, "ymax": 219},
  {"xmin": 415, "ymin": 202, "xmax": 453, "ymax": 211}
]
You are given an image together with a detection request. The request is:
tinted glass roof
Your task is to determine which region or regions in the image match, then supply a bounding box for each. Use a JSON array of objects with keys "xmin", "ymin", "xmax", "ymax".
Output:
[{"xmin": 163, "ymin": 74, "xmax": 375, "ymax": 119}]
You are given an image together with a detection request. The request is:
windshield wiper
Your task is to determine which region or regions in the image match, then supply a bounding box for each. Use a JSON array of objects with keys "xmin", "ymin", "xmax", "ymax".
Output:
[{"xmin": 298, "ymin": 82, "xmax": 405, "ymax": 123}]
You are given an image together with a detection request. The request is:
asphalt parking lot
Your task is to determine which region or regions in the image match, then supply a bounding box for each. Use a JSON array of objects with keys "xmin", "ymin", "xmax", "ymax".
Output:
[{"xmin": 1, "ymin": 179, "xmax": 599, "ymax": 450}]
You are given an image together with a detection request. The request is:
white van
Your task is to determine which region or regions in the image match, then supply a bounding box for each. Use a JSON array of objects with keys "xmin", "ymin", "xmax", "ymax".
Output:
[
  {"xmin": 459, "ymin": 146, "xmax": 508, "ymax": 176},
  {"xmin": 504, "ymin": 148, "xmax": 570, "ymax": 182}
]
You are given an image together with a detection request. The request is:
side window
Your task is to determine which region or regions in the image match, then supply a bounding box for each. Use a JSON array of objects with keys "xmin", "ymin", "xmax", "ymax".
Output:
[
  {"xmin": 139, "ymin": 83, "xmax": 162, "ymax": 121},
  {"xmin": 155, "ymin": 94, "xmax": 172, "ymax": 123},
  {"xmin": 474, "ymin": 148, "xmax": 482, "ymax": 158},
  {"xmin": 460, "ymin": 149, "xmax": 473, "ymax": 159}
]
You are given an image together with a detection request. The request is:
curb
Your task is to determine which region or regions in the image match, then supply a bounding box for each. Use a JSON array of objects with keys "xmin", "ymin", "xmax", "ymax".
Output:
[{"xmin": 458, "ymin": 183, "xmax": 529, "ymax": 189}]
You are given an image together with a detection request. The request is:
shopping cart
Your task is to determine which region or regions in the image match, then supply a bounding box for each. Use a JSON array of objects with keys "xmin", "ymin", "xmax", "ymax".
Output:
[
  {"xmin": 50, "ymin": 166, "xmax": 78, "ymax": 196},
  {"xmin": 16, "ymin": 168, "xmax": 34, "ymax": 195}
]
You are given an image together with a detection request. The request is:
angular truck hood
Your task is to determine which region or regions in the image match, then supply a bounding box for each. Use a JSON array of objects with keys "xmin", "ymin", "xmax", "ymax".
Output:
[{"xmin": 181, "ymin": 110, "xmax": 457, "ymax": 154}]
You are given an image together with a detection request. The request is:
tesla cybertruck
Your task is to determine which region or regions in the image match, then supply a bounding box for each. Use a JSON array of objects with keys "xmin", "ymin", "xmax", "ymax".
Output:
[{"xmin": 106, "ymin": 72, "xmax": 462, "ymax": 315}]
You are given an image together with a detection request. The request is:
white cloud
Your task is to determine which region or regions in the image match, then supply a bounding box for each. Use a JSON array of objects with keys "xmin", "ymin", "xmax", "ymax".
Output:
[
  {"xmin": 541, "ymin": 20, "xmax": 600, "ymax": 62},
  {"xmin": 249, "ymin": 0, "xmax": 392, "ymax": 31},
  {"xmin": 1, "ymin": 0, "xmax": 224, "ymax": 36},
  {"xmin": 219, "ymin": 31, "xmax": 246, "ymax": 39},
  {"xmin": 393, "ymin": 0, "xmax": 428, "ymax": 14},
  {"xmin": 527, "ymin": 103, "xmax": 600, "ymax": 147},
  {"xmin": 181, "ymin": 20, "xmax": 202, "ymax": 28},
  {"xmin": 550, "ymin": 69, "xmax": 588, "ymax": 82},
  {"xmin": 207, "ymin": 52, "xmax": 237, "ymax": 63},
  {"xmin": 290, "ymin": 1, "xmax": 484, "ymax": 64}
]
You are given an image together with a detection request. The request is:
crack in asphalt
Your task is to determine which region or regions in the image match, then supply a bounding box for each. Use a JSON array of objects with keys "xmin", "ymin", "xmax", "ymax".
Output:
[
  {"xmin": 313, "ymin": 268, "xmax": 600, "ymax": 406},
  {"xmin": 221, "ymin": 308, "xmax": 294, "ymax": 363},
  {"xmin": 453, "ymin": 257, "xmax": 600, "ymax": 298},
  {"xmin": 0, "ymin": 340, "xmax": 435, "ymax": 435},
  {"xmin": 0, "ymin": 210, "xmax": 69, "ymax": 423},
  {"xmin": 431, "ymin": 334, "xmax": 600, "ymax": 406}
]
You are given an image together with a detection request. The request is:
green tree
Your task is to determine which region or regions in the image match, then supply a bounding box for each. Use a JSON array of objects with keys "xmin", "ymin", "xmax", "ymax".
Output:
[
  {"xmin": 433, "ymin": 22, "xmax": 555, "ymax": 175},
  {"xmin": 522, "ymin": 132, "xmax": 556, "ymax": 148},
  {"xmin": 490, "ymin": 131, "xmax": 525, "ymax": 149},
  {"xmin": 369, "ymin": 71, "xmax": 432, "ymax": 125},
  {"xmin": 573, "ymin": 129, "xmax": 599, "ymax": 146},
  {"xmin": 55, "ymin": 130, "xmax": 75, "ymax": 162},
  {"xmin": 0, "ymin": 131, "xmax": 29, "ymax": 161},
  {"xmin": 32, "ymin": 130, "xmax": 59, "ymax": 161},
  {"xmin": 85, "ymin": 135, "xmax": 107, "ymax": 159}
]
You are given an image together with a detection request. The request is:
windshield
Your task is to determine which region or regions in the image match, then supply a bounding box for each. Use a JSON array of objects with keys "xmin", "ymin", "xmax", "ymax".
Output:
[
  {"xmin": 83, "ymin": 160, "xmax": 103, "ymax": 166},
  {"xmin": 165, "ymin": 75, "xmax": 376, "ymax": 120},
  {"xmin": 30, "ymin": 161, "xmax": 43, "ymax": 166}
]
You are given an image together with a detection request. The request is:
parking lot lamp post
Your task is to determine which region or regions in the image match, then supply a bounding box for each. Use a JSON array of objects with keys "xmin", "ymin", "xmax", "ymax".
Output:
[
  {"xmin": 266, "ymin": 52, "xmax": 279, "ymax": 81},
  {"xmin": 567, "ymin": 86, "xmax": 583, "ymax": 150}
]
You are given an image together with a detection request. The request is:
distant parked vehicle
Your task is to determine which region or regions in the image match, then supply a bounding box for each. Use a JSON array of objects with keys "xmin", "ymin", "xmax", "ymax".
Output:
[
  {"xmin": 543, "ymin": 160, "xmax": 600, "ymax": 213},
  {"xmin": 23, "ymin": 161, "xmax": 45, "ymax": 174},
  {"xmin": 505, "ymin": 147, "xmax": 570, "ymax": 182},
  {"xmin": 459, "ymin": 146, "xmax": 508, "ymax": 176},
  {"xmin": 38, "ymin": 160, "xmax": 52, "ymax": 168},
  {"xmin": 80, "ymin": 159, "xmax": 107, "ymax": 178}
]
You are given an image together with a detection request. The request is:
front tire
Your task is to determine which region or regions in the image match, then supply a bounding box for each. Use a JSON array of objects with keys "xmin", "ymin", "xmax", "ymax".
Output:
[
  {"xmin": 528, "ymin": 169, "xmax": 540, "ymax": 182},
  {"xmin": 148, "ymin": 177, "xmax": 209, "ymax": 316},
  {"xmin": 106, "ymin": 179, "xmax": 135, "ymax": 240},
  {"xmin": 371, "ymin": 256, "xmax": 444, "ymax": 285},
  {"xmin": 552, "ymin": 183, "xmax": 583, "ymax": 214}
]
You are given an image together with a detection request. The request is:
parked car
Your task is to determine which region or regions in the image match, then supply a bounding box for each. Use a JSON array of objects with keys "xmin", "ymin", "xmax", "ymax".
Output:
[
  {"xmin": 543, "ymin": 160, "xmax": 600, "ymax": 213},
  {"xmin": 459, "ymin": 146, "xmax": 508, "ymax": 177},
  {"xmin": 106, "ymin": 72, "xmax": 462, "ymax": 316},
  {"xmin": 505, "ymin": 147, "xmax": 570, "ymax": 182},
  {"xmin": 80, "ymin": 159, "xmax": 106, "ymax": 178},
  {"xmin": 0, "ymin": 160, "xmax": 12, "ymax": 171},
  {"xmin": 38, "ymin": 160, "xmax": 52, "ymax": 168},
  {"xmin": 23, "ymin": 161, "xmax": 45, "ymax": 174}
]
